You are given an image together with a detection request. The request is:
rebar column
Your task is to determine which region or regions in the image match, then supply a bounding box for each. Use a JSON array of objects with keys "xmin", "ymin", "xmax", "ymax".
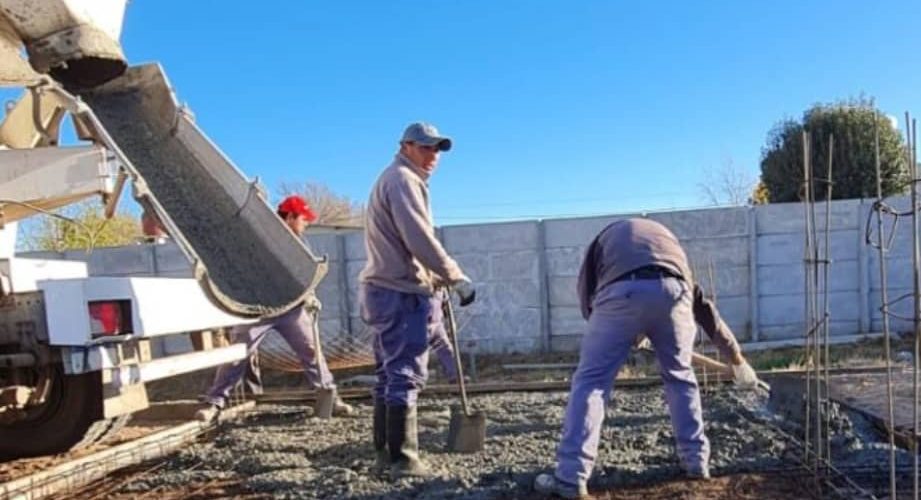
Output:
[{"xmin": 873, "ymin": 113, "xmax": 898, "ymax": 500}]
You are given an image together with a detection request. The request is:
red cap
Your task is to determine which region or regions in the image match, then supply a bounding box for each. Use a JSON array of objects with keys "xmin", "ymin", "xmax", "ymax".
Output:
[{"xmin": 277, "ymin": 195, "xmax": 317, "ymax": 222}]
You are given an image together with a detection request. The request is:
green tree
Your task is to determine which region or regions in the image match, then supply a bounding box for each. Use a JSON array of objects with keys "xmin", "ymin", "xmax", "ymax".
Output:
[
  {"xmin": 759, "ymin": 98, "xmax": 909, "ymax": 202},
  {"xmin": 24, "ymin": 201, "xmax": 141, "ymax": 251}
]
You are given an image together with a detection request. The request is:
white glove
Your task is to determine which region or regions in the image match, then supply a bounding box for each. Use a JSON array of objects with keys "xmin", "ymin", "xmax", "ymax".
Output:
[
  {"xmin": 451, "ymin": 277, "xmax": 476, "ymax": 307},
  {"xmin": 731, "ymin": 360, "xmax": 759, "ymax": 389},
  {"xmin": 304, "ymin": 295, "xmax": 322, "ymax": 313}
]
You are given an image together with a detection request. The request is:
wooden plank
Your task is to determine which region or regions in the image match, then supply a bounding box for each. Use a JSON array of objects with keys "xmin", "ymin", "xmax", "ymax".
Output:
[
  {"xmin": 501, "ymin": 363, "xmax": 890, "ymax": 377},
  {"xmin": 0, "ymin": 401, "xmax": 255, "ymax": 500},
  {"xmin": 549, "ymin": 332, "xmax": 886, "ymax": 354},
  {"xmin": 256, "ymin": 378, "xmax": 665, "ymax": 403},
  {"xmin": 190, "ymin": 330, "xmax": 214, "ymax": 351},
  {"xmin": 103, "ymin": 383, "xmax": 149, "ymax": 418},
  {"xmin": 503, "ymin": 363, "xmax": 576, "ymax": 370},
  {"xmin": 131, "ymin": 400, "xmax": 234, "ymax": 421},
  {"xmin": 257, "ymin": 366, "xmax": 891, "ymax": 404}
]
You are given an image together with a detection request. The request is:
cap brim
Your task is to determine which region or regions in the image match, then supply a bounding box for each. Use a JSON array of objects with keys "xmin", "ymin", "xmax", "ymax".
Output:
[
  {"xmin": 300, "ymin": 207, "xmax": 318, "ymax": 223},
  {"xmin": 407, "ymin": 135, "xmax": 452, "ymax": 151}
]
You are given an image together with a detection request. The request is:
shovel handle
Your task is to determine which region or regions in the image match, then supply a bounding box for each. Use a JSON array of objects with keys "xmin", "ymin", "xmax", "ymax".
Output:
[
  {"xmin": 691, "ymin": 352, "xmax": 732, "ymax": 375},
  {"xmin": 307, "ymin": 301, "xmax": 323, "ymax": 364},
  {"xmin": 691, "ymin": 352, "xmax": 770, "ymax": 391},
  {"xmin": 638, "ymin": 343, "xmax": 733, "ymax": 376},
  {"xmin": 442, "ymin": 290, "xmax": 472, "ymax": 416},
  {"xmin": 640, "ymin": 345, "xmax": 771, "ymax": 392}
]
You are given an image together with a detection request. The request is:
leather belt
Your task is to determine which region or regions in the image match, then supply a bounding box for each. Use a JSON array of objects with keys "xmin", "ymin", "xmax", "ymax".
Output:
[{"xmin": 613, "ymin": 265, "xmax": 683, "ymax": 283}]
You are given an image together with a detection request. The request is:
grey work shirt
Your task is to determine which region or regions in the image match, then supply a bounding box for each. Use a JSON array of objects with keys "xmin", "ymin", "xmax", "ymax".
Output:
[
  {"xmin": 359, "ymin": 154, "xmax": 465, "ymax": 296},
  {"xmin": 577, "ymin": 218, "xmax": 741, "ymax": 359}
]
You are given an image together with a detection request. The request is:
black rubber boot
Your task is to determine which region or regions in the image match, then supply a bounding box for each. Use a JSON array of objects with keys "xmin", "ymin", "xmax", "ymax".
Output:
[
  {"xmin": 386, "ymin": 404, "xmax": 432, "ymax": 479},
  {"xmin": 372, "ymin": 401, "xmax": 389, "ymax": 476}
]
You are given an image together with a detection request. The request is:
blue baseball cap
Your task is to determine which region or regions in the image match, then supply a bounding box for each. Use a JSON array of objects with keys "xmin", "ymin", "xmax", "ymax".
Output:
[{"xmin": 401, "ymin": 122, "xmax": 452, "ymax": 151}]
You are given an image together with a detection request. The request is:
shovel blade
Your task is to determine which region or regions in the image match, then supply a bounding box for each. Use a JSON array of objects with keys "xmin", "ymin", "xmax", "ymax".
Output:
[
  {"xmin": 447, "ymin": 405, "xmax": 486, "ymax": 453},
  {"xmin": 313, "ymin": 387, "xmax": 337, "ymax": 420}
]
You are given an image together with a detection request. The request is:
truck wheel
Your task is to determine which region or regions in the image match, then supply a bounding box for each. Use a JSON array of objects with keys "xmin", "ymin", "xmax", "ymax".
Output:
[{"xmin": 0, "ymin": 366, "xmax": 124, "ymax": 459}]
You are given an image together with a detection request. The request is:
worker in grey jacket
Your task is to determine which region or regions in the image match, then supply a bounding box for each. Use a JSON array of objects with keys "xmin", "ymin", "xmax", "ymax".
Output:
[
  {"xmin": 359, "ymin": 122, "xmax": 475, "ymax": 479},
  {"xmin": 535, "ymin": 218, "xmax": 758, "ymax": 499}
]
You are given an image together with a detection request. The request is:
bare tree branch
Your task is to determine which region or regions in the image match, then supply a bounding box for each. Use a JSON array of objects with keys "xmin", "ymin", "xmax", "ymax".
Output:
[
  {"xmin": 698, "ymin": 158, "xmax": 758, "ymax": 206},
  {"xmin": 277, "ymin": 181, "xmax": 365, "ymax": 227}
]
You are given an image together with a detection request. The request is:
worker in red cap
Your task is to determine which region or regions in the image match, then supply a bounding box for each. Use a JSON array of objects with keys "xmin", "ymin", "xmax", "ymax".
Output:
[
  {"xmin": 276, "ymin": 194, "xmax": 317, "ymax": 236},
  {"xmin": 197, "ymin": 195, "xmax": 353, "ymax": 420}
]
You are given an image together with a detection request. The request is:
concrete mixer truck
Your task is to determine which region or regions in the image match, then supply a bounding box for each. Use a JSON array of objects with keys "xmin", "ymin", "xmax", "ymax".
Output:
[{"xmin": 0, "ymin": 0, "xmax": 328, "ymax": 458}]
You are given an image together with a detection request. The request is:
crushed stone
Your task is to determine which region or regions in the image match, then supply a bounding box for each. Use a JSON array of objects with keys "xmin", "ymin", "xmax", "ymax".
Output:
[{"xmin": 111, "ymin": 387, "xmax": 900, "ymax": 499}]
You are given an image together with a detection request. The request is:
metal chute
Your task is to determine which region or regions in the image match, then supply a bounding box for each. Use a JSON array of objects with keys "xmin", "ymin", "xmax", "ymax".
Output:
[{"xmin": 78, "ymin": 64, "xmax": 327, "ymax": 318}]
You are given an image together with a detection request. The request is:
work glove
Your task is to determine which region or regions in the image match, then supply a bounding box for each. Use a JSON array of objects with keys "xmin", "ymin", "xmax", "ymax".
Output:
[
  {"xmin": 731, "ymin": 359, "xmax": 759, "ymax": 389},
  {"xmin": 451, "ymin": 277, "xmax": 476, "ymax": 307},
  {"xmin": 304, "ymin": 294, "xmax": 322, "ymax": 313}
]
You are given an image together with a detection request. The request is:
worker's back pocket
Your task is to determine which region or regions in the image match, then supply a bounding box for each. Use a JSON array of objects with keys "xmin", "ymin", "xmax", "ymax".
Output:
[{"xmin": 359, "ymin": 283, "xmax": 402, "ymax": 326}]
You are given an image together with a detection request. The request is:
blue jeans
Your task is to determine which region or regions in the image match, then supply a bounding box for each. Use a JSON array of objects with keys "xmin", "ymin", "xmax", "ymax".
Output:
[
  {"xmin": 555, "ymin": 277, "xmax": 710, "ymax": 485},
  {"xmin": 204, "ymin": 307, "xmax": 334, "ymax": 408},
  {"xmin": 360, "ymin": 283, "xmax": 432, "ymax": 406}
]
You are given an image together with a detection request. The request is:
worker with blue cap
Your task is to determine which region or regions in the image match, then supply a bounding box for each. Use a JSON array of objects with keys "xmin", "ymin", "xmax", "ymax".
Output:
[{"xmin": 359, "ymin": 122, "xmax": 476, "ymax": 479}]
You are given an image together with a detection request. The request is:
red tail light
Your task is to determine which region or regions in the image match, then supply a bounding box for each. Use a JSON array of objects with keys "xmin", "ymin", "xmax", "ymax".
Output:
[{"xmin": 88, "ymin": 300, "xmax": 132, "ymax": 337}]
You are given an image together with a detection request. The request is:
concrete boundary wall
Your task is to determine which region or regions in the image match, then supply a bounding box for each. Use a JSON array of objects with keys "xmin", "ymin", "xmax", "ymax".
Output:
[{"xmin": 23, "ymin": 196, "xmax": 915, "ymax": 355}]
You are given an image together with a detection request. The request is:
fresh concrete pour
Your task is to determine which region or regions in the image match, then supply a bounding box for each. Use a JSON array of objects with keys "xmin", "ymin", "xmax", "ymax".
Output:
[
  {"xmin": 81, "ymin": 65, "xmax": 321, "ymax": 316},
  {"xmin": 112, "ymin": 388, "xmax": 906, "ymax": 499}
]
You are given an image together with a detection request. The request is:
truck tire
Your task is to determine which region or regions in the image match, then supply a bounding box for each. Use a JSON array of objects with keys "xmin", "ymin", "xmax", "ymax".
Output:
[{"xmin": 0, "ymin": 366, "xmax": 123, "ymax": 459}]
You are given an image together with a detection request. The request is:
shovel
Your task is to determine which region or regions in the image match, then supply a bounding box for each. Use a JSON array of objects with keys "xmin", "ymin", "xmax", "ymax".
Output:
[
  {"xmin": 689, "ymin": 351, "xmax": 771, "ymax": 392},
  {"xmin": 309, "ymin": 303, "xmax": 336, "ymax": 419},
  {"xmin": 637, "ymin": 340, "xmax": 771, "ymax": 392},
  {"xmin": 443, "ymin": 294, "xmax": 486, "ymax": 452},
  {"xmin": 689, "ymin": 352, "xmax": 822, "ymax": 426},
  {"xmin": 637, "ymin": 341, "xmax": 829, "ymax": 426},
  {"xmin": 663, "ymin": 347, "xmax": 830, "ymax": 423}
]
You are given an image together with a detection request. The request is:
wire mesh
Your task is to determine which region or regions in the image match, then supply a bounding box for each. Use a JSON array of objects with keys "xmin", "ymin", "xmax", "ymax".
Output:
[{"xmin": 257, "ymin": 303, "xmax": 476, "ymax": 372}]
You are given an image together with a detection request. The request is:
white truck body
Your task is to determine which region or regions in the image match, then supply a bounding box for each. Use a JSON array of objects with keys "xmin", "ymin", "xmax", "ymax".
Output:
[{"xmin": 42, "ymin": 276, "xmax": 255, "ymax": 346}]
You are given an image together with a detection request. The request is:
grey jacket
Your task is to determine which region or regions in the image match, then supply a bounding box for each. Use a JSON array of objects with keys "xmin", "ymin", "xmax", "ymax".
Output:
[
  {"xmin": 577, "ymin": 218, "xmax": 741, "ymax": 359},
  {"xmin": 359, "ymin": 154, "xmax": 465, "ymax": 296}
]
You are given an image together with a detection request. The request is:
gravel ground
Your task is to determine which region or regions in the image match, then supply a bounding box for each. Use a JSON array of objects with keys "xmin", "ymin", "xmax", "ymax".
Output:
[{"xmin": 106, "ymin": 385, "xmax": 911, "ymax": 499}]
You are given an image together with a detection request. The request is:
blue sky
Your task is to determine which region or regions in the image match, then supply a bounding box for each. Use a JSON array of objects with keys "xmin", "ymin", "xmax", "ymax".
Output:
[{"xmin": 21, "ymin": 1, "xmax": 921, "ymax": 224}]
